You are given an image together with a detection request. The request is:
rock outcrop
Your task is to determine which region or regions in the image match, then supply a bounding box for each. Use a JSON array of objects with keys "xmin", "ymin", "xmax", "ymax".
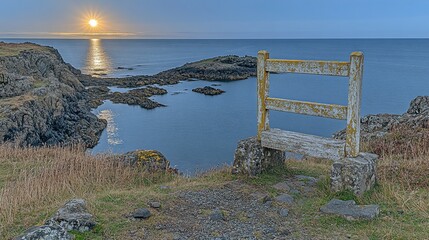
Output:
[
  {"xmin": 0, "ymin": 42, "xmax": 106, "ymax": 147},
  {"xmin": 78, "ymin": 55, "xmax": 257, "ymax": 90},
  {"xmin": 334, "ymin": 96, "xmax": 429, "ymax": 141},
  {"xmin": 155, "ymin": 55, "xmax": 257, "ymax": 81},
  {"xmin": 192, "ymin": 86, "xmax": 225, "ymax": 96}
]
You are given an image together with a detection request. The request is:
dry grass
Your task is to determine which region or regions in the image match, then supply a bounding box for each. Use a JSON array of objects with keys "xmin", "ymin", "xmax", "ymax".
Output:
[
  {"xmin": 1, "ymin": 125, "xmax": 429, "ymax": 239},
  {"xmin": 363, "ymin": 127, "xmax": 429, "ymax": 189},
  {"xmin": 0, "ymin": 42, "xmax": 48, "ymax": 57},
  {"xmin": 0, "ymin": 144, "xmax": 174, "ymax": 238}
]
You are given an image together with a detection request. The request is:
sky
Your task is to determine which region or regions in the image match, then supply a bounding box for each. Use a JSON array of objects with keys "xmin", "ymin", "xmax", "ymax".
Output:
[{"xmin": 0, "ymin": 0, "xmax": 428, "ymax": 39}]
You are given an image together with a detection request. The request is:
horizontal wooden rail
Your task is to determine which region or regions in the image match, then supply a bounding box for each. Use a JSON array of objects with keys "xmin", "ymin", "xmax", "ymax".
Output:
[
  {"xmin": 266, "ymin": 59, "xmax": 350, "ymax": 76},
  {"xmin": 261, "ymin": 128, "xmax": 346, "ymax": 160},
  {"xmin": 265, "ymin": 97, "xmax": 347, "ymax": 120}
]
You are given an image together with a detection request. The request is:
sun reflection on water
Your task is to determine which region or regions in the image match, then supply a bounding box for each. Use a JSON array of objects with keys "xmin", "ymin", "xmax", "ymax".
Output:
[
  {"xmin": 97, "ymin": 109, "xmax": 123, "ymax": 145},
  {"xmin": 85, "ymin": 39, "xmax": 112, "ymax": 76}
]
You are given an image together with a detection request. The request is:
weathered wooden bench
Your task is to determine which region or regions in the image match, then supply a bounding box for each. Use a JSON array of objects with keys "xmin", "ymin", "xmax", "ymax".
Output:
[{"xmin": 257, "ymin": 51, "xmax": 364, "ymax": 160}]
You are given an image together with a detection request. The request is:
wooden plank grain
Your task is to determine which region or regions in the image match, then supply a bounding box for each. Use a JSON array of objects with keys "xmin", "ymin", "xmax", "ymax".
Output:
[
  {"xmin": 345, "ymin": 52, "xmax": 364, "ymax": 157},
  {"xmin": 261, "ymin": 129, "xmax": 346, "ymax": 161},
  {"xmin": 266, "ymin": 59, "xmax": 350, "ymax": 76},
  {"xmin": 265, "ymin": 97, "xmax": 347, "ymax": 120},
  {"xmin": 257, "ymin": 50, "xmax": 270, "ymax": 140}
]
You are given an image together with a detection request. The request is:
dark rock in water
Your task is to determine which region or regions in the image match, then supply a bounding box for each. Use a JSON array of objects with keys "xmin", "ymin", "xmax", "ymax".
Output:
[
  {"xmin": 320, "ymin": 199, "xmax": 379, "ymax": 220},
  {"xmin": 117, "ymin": 66, "xmax": 134, "ymax": 70},
  {"xmin": 232, "ymin": 137, "xmax": 285, "ymax": 176},
  {"xmin": 192, "ymin": 86, "xmax": 225, "ymax": 96},
  {"xmin": 133, "ymin": 208, "xmax": 151, "ymax": 219},
  {"xmin": 121, "ymin": 150, "xmax": 176, "ymax": 172},
  {"xmin": 45, "ymin": 199, "xmax": 96, "ymax": 232},
  {"xmin": 334, "ymin": 96, "xmax": 429, "ymax": 142},
  {"xmin": 107, "ymin": 86, "xmax": 167, "ymax": 109},
  {"xmin": 14, "ymin": 225, "xmax": 72, "ymax": 240},
  {"xmin": 0, "ymin": 42, "xmax": 106, "ymax": 148},
  {"xmin": 211, "ymin": 83, "xmax": 221, "ymax": 87}
]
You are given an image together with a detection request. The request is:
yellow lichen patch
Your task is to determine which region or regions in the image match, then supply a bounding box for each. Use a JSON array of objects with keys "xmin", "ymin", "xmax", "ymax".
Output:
[{"xmin": 136, "ymin": 150, "xmax": 163, "ymax": 162}]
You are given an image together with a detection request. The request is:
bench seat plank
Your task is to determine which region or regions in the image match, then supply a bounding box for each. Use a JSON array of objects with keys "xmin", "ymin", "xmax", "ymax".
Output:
[{"xmin": 261, "ymin": 128, "xmax": 345, "ymax": 160}]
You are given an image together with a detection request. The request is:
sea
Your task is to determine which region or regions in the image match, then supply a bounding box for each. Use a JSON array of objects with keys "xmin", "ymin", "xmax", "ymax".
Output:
[{"xmin": 2, "ymin": 39, "xmax": 429, "ymax": 174}]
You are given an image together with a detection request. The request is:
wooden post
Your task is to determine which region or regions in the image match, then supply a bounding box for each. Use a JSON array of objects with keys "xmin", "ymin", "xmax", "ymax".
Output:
[
  {"xmin": 257, "ymin": 50, "xmax": 270, "ymax": 141},
  {"xmin": 345, "ymin": 52, "xmax": 364, "ymax": 157}
]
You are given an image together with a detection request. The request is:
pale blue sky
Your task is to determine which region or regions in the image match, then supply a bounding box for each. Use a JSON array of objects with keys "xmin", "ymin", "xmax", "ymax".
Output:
[{"xmin": 0, "ymin": 0, "xmax": 428, "ymax": 38}]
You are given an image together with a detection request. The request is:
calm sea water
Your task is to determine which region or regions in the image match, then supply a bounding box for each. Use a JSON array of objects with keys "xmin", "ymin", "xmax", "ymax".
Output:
[{"xmin": 2, "ymin": 39, "xmax": 429, "ymax": 174}]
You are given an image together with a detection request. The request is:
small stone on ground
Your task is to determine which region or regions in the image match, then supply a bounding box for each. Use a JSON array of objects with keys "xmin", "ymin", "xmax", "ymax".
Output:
[
  {"xmin": 273, "ymin": 182, "xmax": 291, "ymax": 192},
  {"xmin": 279, "ymin": 208, "xmax": 289, "ymax": 217},
  {"xmin": 275, "ymin": 194, "xmax": 294, "ymax": 204},
  {"xmin": 209, "ymin": 209, "xmax": 225, "ymax": 221},
  {"xmin": 320, "ymin": 199, "xmax": 379, "ymax": 220},
  {"xmin": 150, "ymin": 201, "xmax": 161, "ymax": 208},
  {"xmin": 133, "ymin": 208, "xmax": 152, "ymax": 219}
]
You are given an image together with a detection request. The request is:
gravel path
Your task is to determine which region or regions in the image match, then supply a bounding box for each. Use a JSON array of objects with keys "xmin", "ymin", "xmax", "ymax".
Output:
[{"xmin": 128, "ymin": 175, "xmax": 328, "ymax": 240}]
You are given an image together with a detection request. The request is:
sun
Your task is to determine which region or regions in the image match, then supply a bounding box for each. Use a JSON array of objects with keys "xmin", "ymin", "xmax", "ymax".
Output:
[{"xmin": 89, "ymin": 19, "xmax": 98, "ymax": 28}]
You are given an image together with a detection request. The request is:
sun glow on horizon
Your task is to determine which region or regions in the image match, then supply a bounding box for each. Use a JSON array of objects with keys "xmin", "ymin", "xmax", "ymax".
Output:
[{"xmin": 89, "ymin": 19, "xmax": 98, "ymax": 28}]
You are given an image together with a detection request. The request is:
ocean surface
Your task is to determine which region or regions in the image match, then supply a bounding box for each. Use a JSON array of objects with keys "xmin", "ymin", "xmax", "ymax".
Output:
[{"xmin": 2, "ymin": 39, "xmax": 429, "ymax": 174}]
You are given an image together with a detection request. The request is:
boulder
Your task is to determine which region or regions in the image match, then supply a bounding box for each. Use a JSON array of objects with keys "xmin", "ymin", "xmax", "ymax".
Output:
[
  {"xmin": 45, "ymin": 199, "xmax": 96, "ymax": 232},
  {"xmin": 14, "ymin": 225, "xmax": 72, "ymax": 240},
  {"xmin": 331, "ymin": 153, "xmax": 378, "ymax": 196},
  {"xmin": 232, "ymin": 137, "xmax": 285, "ymax": 176},
  {"xmin": 121, "ymin": 150, "xmax": 173, "ymax": 172},
  {"xmin": 320, "ymin": 199, "xmax": 379, "ymax": 220}
]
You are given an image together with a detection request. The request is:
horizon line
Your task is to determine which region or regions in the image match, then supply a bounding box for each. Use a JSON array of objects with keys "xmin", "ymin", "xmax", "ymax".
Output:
[{"xmin": 1, "ymin": 37, "xmax": 429, "ymax": 40}]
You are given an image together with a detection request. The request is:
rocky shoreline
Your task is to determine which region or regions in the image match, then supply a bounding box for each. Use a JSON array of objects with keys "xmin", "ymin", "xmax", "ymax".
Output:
[
  {"xmin": 1, "ymin": 42, "xmax": 428, "ymax": 150},
  {"xmin": 0, "ymin": 42, "xmax": 256, "ymax": 147},
  {"xmin": 0, "ymin": 42, "xmax": 106, "ymax": 147},
  {"xmin": 334, "ymin": 96, "xmax": 429, "ymax": 142},
  {"xmin": 80, "ymin": 55, "xmax": 256, "ymax": 109}
]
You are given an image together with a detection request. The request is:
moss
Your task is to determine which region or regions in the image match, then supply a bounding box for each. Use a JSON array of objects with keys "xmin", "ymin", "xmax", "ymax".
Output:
[{"xmin": 33, "ymin": 80, "xmax": 47, "ymax": 88}]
